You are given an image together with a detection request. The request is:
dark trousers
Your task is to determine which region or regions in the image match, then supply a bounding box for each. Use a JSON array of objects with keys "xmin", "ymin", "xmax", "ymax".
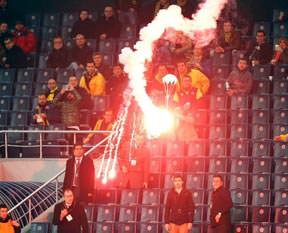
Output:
[{"xmin": 208, "ymin": 224, "xmax": 230, "ymax": 233}]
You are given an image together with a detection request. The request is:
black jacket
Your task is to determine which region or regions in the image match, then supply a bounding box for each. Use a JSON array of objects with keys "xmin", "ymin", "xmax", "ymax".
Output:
[
  {"xmin": 247, "ymin": 41, "xmax": 273, "ymax": 65},
  {"xmin": 63, "ymin": 156, "xmax": 95, "ymax": 202},
  {"xmin": 165, "ymin": 188, "xmax": 195, "ymax": 225},
  {"xmin": 52, "ymin": 201, "xmax": 88, "ymax": 233},
  {"xmin": 96, "ymin": 16, "xmax": 121, "ymax": 39},
  {"xmin": 71, "ymin": 19, "xmax": 96, "ymax": 39},
  {"xmin": 210, "ymin": 186, "xmax": 233, "ymax": 228},
  {"xmin": 5, "ymin": 45, "xmax": 27, "ymax": 68},
  {"xmin": 47, "ymin": 47, "xmax": 69, "ymax": 69},
  {"xmin": 68, "ymin": 45, "xmax": 93, "ymax": 66}
]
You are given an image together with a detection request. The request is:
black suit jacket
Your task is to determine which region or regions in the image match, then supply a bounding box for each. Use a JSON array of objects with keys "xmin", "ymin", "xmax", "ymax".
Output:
[
  {"xmin": 52, "ymin": 201, "xmax": 88, "ymax": 233},
  {"xmin": 63, "ymin": 156, "xmax": 95, "ymax": 202}
]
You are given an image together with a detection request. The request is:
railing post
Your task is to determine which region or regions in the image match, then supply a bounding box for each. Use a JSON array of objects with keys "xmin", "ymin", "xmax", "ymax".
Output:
[
  {"xmin": 39, "ymin": 132, "xmax": 43, "ymax": 159},
  {"xmin": 55, "ymin": 178, "xmax": 58, "ymax": 203},
  {"xmin": 4, "ymin": 132, "xmax": 8, "ymax": 158},
  {"xmin": 28, "ymin": 199, "xmax": 32, "ymax": 223}
]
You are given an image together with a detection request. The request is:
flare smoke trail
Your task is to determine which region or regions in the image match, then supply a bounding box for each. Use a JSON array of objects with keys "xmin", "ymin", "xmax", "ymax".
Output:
[{"xmin": 119, "ymin": 0, "xmax": 228, "ymax": 137}]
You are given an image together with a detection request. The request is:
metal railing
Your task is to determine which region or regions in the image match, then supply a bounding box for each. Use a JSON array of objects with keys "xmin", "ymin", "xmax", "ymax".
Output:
[
  {"xmin": 6, "ymin": 133, "xmax": 113, "ymax": 228},
  {"xmin": 0, "ymin": 129, "xmax": 113, "ymax": 158}
]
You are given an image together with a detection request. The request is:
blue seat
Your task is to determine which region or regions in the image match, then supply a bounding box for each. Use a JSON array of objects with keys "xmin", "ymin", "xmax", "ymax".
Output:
[
  {"xmin": 56, "ymin": 69, "xmax": 73, "ymax": 84},
  {"xmin": 166, "ymin": 141, "xmax": 185, "ymax": 157},
  {"xmin": 209, "ymin": 125, "xmax": 227, "ymax": 139},
  {"xmin": 118, "ymin": 11, "xmax": 138, "ymax": 25},
  {"xmin": 212, "ymin": 64, "xmax": 230, "ymax": 79},
  {"xmin": 84, "ymin": 204, "xmax": 95, "ymax": 222},
  {"xmin": 15, "ymin": 82, "xmax": 33, "ymax": 96},
  {"xmin": 186, "ymin": 174, "xmax": 205, "ymax": 189},
  {"xmin": 230, "ymin": 124, "xmax": 249, "ymax": 140},
  {"xmin": 61, "ymin": 26, "xmax": 72, "ymax": 40},
  {"xmin": 25, "ymin": 13, "xmax": 41, "ymax": 28},
  {"xmin": 252, "ymin": 224, "xmax": 272, "ymax": 233},
  {"xmin": 0, "ymin": 97, "xmax": 11, "ymax": 110},
  {"xmin": 194, "ymin": 205, "xmax": 206, "ymax": 223},
  {"xmin": 231, "ymin": 206, "xmax": 248, "ymax": 223},
  {"xmin": 120, "ymin": 189, "xmax": 139, "ymax": 205},
  {"xmin": 34, "ymin": 82, "xmax": 48, "ymax": 95},
  {"xmin": 147, "ymin": 173, "xmax": 162, "ymax": 188},
  {"xmin": 230, "ymin": 157, "xmax": 250, "ymax": 173},
  {"xmin": 194, "ymin": 109, "xmax": 209, "ymax": 125},
  {"xmin": 275, "ymin": 224, "xmax": 288, "ymax": 233},
  {"xmin": 273, "ymin": 65, "xmax": 288, "ymax": 79},
  {"xmin": 86, "ymin": 39, "xmax": 97, "ymax": 51},
  {"xmin": 252, "ymin": 109, "xmax": 270, "ymax": 124},
  {"xmin": 149, "ymin": 157, "xmax": 162, "ymax": 173},
  {"xmin": 252, "ymin": 157, "xmax": 272, "ymax": 173},
  {"xmin": 273, "ymin": 95, "xmax": 288, "ymax": 109},
  {"xmin": 210, "ymin": 79, "xmax": 226, "ymax": 94},
  {"xmin": 94, "ymin": 222, "xmax": 114, "ymax": 233},
  {"xmin": 12, "ymin": 97, "xmax": 31, "ymax": 111},
  {"xmin": 273, "ymin": 80, "xmax": 288, "ymax": 94},
  {"xmin": 209, "ymin": 140, "xmax": 228, "ymax": 156},
  {"xmin": 273, "ymin": 22, "xmax": 288, "ymax": 37},
  {"xmin": 230, "ymin": 139, "xmax": 250, "ymax": 157},
  {"xmin": 62, "ymin": 12, "xmax": 78, "ymax": 27},
  {"xmin": 99, "ymin": 39, "xmax": 117, "ymax": 53},
  {"xmin": 40, "ymin": 40, "xmax": 53, "ymax": 53},
  {"xmin": 231, "ymin": 190, "xmax": 249, "ymax": 205},
  {"xmin": 274, "ymin": 158, "xmax": 288, "ymax": 173},
  {"xmin": 165, "ymin": 158, "xmax": 185, "ymax": 172},
  {"xmin": 233, "ymin": 224, "xmax": 249, "ymax": 233},
  {"xmin": 187, "ymin": 140, "xmax": 207, "ymax": 156},
  {"xmin": 142, "ymin": 189, "xmax": 161, "ymax": 205},
  {"xmin": 140, "ymin": 223, "xmax": 160, "ymax": 233},
  {"xmin": 274, "ymin": 174, "xmax": 288, "ymax": 189},
  {"xmin": 251, "ymin": 207, "xmax": 271, "ymax": 223},
  {"xmin": 140, "ymin": 206, "xmax": 160, "ymax": 222},
  {"xmin": 17, "ymin": 68, "xmax": 35, "ymax": 83},
  {"xmin": 209, "ymin": 110, "xmax": 227, "ymax": 125},
  {"xmin": 208, "ymin": 157, "xmax": 228, "ymax": 172},
  {"xmin": 30, "ymin": 222, "xmax": 50, "ymax": 233},
  {"xmin": 0, "ymin": 83, "xmax": 13, "ymax": 96},
  {"xmin": 0, "ymin": 69, "xmax": 16, "ymax": 83},
  {"xmin": 38, "ymin": 54, "xmax": 49, "ymax": 69},
  {"xmin": 191, "ymin": 189, "xmax": 205, "ymax": 204},
  {"xmin": 231, "ymin": 95, "xmax": 249, "ymax": 110},
  {"xmin": 252, "ymin": 140, "xmax": 271, "ymax": 157},
  {"xmin": 96, "ymin": 205, "xmax": 116, "ymax": 222},
  {"xmin": 92, "ymin": 96, "xmax": 109, "ymax": 112},
  {"xmin": 118, "ymin": 39, "xmax": 135, "ymax": 53},
  {"xmin": 96, "ymin": 189, "xmax": 118, "ymax": 204},
  {"xmin": 7, "ymin": 126, "xmax": 25, "ymax": 143},
  {"xmin": 0, "ymin": 111, "xmax": 8, "ymax": 126},
  {"xmin": 252, "ymin": 190, "xmax": 271, "ymax": 206},
  {"xmin": 274, "ymin": 190, "xmax": 288, "ymax": 206},
  {"xmin": 251, "ymin": 124, "xmax": 270, "ymax": 140},
  {"xmin": 253, "ymin": 21, "xmax": 271, "ymax": 37},
  {"xmin": 253, "ymin": 79, "xmax": 270, "ymax": 94},
  {"xmin": 102, "ymin": 53, "xmax": 114, "ymax": 67},
  {"xmin": 120, "ymin": 25, "xmax": 137, "ymax": 39},
  {"xmin": 10, "ymin": 111, "xmax": 29, "ymax": 126},
  {"xmin": 117, "ymin": 223, "xmax": 136, "ymax": 233},
  {"xmin": 119, "ymin": 206, "xmax": 137, "ymax": 222},
  {"xmin": 273, "ymin": 9, "xmax": 288, "ymax": 22},
  {"xmin": 252, "ymin": 174, "xmax": 270, "ymax": 189},
  {"xmin": 273, "ymin": 142, "xmax": 288, "ymax": 158},
  {"xmin": 273, "ymin": 124, "xmax": 288, "ymax": 138},
  {"xmin": 41, "ymin": 27, "xmax": 58, "ymax": 40},
  {"xmin": 147, "ymin": 140, "xmax": 163, "ymax": 157},
  {"xmin": 36, "ymin": 69, "xmax": 55, "ymax": 83},
  {"xmin": 209, "ymin": 95, "xmax": 228, "ymax": 110},
  {"xmin": 252, "ymin": 95, "xmax": 271, "ymax": 110},
  {"xmin": 252, "ymin": 64, "xmax": 272, "ymax": 79},
  {"xmin": 231, "ymin": 110, "xmax": 249, "ymax": 124},
  {"xmin": 185, "ymin": 157, "xmax": 206, "ymax": 173},
  {"xmin": 230, "ymin": 174, "xmax": 249, "ymax": 190},
  {"xmin": 43, "ymin": 13, "xmax": 61, "ymax": 28}
]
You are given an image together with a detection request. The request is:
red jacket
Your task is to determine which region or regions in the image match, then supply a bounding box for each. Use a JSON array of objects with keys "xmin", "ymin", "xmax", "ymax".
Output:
[{"xmin": 12, "ymin": 28, "xmax": 36, "ymax": 54}]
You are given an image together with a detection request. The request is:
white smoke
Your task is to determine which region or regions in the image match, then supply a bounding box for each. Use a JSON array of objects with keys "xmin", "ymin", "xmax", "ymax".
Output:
[{"xmin": 119, "ymin": 0, "xmax": 228, "ymax": 137}]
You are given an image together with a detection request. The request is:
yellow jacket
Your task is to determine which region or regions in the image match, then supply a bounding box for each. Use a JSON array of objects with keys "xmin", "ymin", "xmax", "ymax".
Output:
[
  {"xmin": 79, "ymin": 73, "xmax": 105, "ymax": 96},
  {"xmin": 86, "ymin": 119, "xmax": 114, "ymax": 141},
  {"xmin": 0, "ymin": 219, "xmax": 15, "ymax": 233}
]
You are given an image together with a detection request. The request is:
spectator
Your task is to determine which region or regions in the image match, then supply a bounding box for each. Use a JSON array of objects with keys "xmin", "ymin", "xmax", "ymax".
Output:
[
  {"xmin": 153, "ymin": 38, "xmax": 172, "ymax": 64},
  {"xmin": 164, "ymin": 175, "xmax": 195, "ymax": 233},
  {"xmin": 47, "ymin": 36, "xmax": 69, "ymax": 69},
  {"xmin": 83, "ymin": 109, "xmax": 114, "ymax": 144},
  {"xmin": 117, "ymin": 0, "xmax": 140, "ymax": 11},
  {"xmin": 12, "ymin": 20, "xmax": 36, "ymax": 54},
  {"xmin": 187, "ymin": 47, "xmax": 211, "ymax": 77},
  {"xmin": 71, "ymin": 9, "xmax": 95, "ymax": 39},
  {"xmin": 150, "ymin": 64, "xmax": 169, "ymax": 92},
  {"xmin": 52, "ymin": 188, "xmax": 88, "ymax": 233},
  {"xmin": 247, "ymin": 30, "xmax": 273, "ymax": 65},
  {"xmin": 45, "ymin": 78, "xmax": 59, "ymax": 102},
  {"xmin": 271, "ymin": 38, "xmax": 288, "ymax": 65},
  {"xmin": 92, "ymin": 52, "xmax": 110, "ymax": 78},
  {"xmin": 32, "ymin": 94, "xmax": 51, "ymax": 127},
  {"xmin": 79, "ymin": 61, "xmax": 106, "ymax": 97},
  {"xmin": 226, "ymin": 58, "xmax": 253, "ymax": 96},
  {"xmin": 0, "ymin": 203, "xmax": 21, "ymax": 233},
  {"xmin": 68, "ymin": 75, "xmax": 91, "ymax": 109},
  {"xmin": 53, "ymin": 84, "xmax": 82, "ymax": 127},
  {"xmin": 274, "ymin": 133, "xmax": 288, "ymax": 142},
  {"xmin": 95, "ymin": 5, "xmax": 121, "ymax": 40},
  {"xmin": 154, "ymin": 0, "xmax": 171, "ymax": 16},
  {"xmin": 3, "ymin": 37, "xmax": 27, "ymax": 68},
  {"xmin": 215, "ymin": 20, "xmax": 241, "ymax": 54},
  {"xmin": 68, "ymin": 34, "xmax": 93, "ymax": 74},
  {"xmin": 106, "ymin": 64, "xmax": 128, "ymax": 111},
  {"xmin": 177, "ymin": 61, "xmax": 210, "ymax": 99},
  {"xmin": 63, "ymin": 144, "xmax": 95, "ymax": 203},
  {"xmin": 176, "ymin": 0, "xmax": 197, "ymax": 18},
  {"xmin": 0, "ymin": 21, "xmax": 12, "ymax": 47},
  {"xmin": 170, "ymin": 31, "xmax": 192, "ymax": 63},
  {"xmin": 208, "ymin": 175, "xmax": 233, "ymax": 233}
]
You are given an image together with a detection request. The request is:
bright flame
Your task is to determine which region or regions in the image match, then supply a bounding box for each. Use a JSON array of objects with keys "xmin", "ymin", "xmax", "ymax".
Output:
[
  {"xmin": 108, "ymin": 169, "xmax": 116, "ymax": 179},
  {"xmin": 102, "ymin": 177, "xmax": 108, "ymax": 185},
  {"xmin": 144, "ymin": 108, "xmax": 174, "ymax": 138}
]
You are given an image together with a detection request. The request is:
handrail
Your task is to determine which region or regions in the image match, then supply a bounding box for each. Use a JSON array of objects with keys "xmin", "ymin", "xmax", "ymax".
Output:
[
  {"xmin": 0, "ymin": 130, "xmax": 113, "ymax": 134},
  {"xmin": 7, "ymin": 133, "xmax": 113, "ymax": 217}
]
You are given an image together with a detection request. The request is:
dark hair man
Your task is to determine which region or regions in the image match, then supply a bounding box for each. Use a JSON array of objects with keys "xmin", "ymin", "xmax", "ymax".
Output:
[
  {"xmin": 63, "ymin": 144, "xmax": 95, "ymax": 203},
  {"xmin": 208, "ymin": 175, "xmax": 233, "ymax": 233},
  {"xmin": 164, "ymin": 175, "xmax": 195, "ymax": 233},
  {"xmin": 52, "ymin": 188, "xmax": 88, "ymax": 233},
  {"xmin": 0, "ymin": 203, "xmax": 21, "ymax": 233}
]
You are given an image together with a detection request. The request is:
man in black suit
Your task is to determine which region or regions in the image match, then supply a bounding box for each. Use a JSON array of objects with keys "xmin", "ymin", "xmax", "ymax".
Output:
[
  {"xmin": 53, "ymin": 188, "xmax": 88, "ymax": 233},
  {"xmin": 208, "ymin": 175, "xmax": 233, "ymax": 233},
  {"xmin": 63, "ymin": 144, "xmax": 95, "ymax": 203}
]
